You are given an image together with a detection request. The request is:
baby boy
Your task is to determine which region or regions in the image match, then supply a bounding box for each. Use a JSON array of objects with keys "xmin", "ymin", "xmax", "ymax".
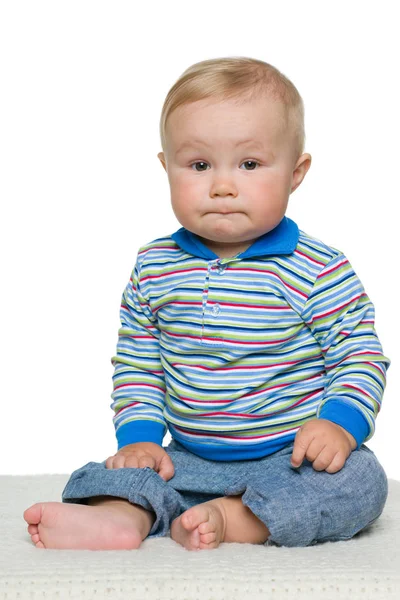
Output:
[{"xmin": 24, "ymin": 56, "xmax": 390, "ymax": 551}]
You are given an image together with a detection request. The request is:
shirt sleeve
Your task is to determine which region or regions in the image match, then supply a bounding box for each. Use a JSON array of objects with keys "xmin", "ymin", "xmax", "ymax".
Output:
[
  {"xmin": 110, "ymin": 255, "xmax": 167, "ymax": 450},
  {"xmin": 300, "ymin": 253, "xmax": 390, "ymax": 450}
]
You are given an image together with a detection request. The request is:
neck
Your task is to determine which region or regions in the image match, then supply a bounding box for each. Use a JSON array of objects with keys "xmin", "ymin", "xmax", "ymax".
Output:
[{"xmin": 198, "ymin": 237, "xmax": 255, "ymax": 258}]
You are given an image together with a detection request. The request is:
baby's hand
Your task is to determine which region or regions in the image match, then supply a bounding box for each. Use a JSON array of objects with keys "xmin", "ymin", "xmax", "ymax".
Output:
[
  {"xmin": 105, "ymin": 442, "xmax": 175, "ymax": 481},
  {"xmin": 290, "ymin": 419, "xmax": 357, "ymax": 474}
]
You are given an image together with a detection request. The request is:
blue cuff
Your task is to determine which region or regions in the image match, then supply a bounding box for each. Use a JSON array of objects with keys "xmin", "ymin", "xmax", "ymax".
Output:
[
  {"xmin": 318, "ymin": 399, "xmax": 370, "ymax": 450},
  {"xmin": 116, "ymin": 420, "xmax": 166, "ymax": 450}
]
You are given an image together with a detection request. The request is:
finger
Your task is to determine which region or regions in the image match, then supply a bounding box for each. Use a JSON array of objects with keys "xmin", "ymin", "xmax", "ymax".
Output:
[
  {"xmin": 291, "ymin": 429, "xmax": 312, "ymax": 467},
  {"xmin": 105, "ymin": 456, "xmax": 114, "ymax": 469},
  {"xmin": 305, "ymin": 439, "xmax": 327, "ymax": 464},
  {"xmin": 137, "ymin": 455, "xmax": 156, "ymax": 469},
  {"xmin": 311, "ymin": 445, "xmax": 334, "ymax": 471},
  {"xmin": 325, "ymin": 451, "xmax": 346, "ymax": 474},
  {"xmin": 158, "ymin": 455, "xmax": 175, "ymax": 481},
  {"xmin": 113, "ymin": 454, "xmax": 128, "ymax": 469}
]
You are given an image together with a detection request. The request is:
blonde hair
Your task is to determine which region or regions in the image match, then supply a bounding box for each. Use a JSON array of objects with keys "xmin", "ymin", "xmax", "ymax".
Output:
[{"xmin": 159, "ymin": 56, "xmax": 305, "ymax": 161}]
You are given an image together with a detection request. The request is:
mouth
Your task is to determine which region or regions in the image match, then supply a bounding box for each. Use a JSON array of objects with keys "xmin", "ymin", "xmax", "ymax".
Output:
[{"xmin": 207, "ymin": 211, "xmax": 240, "ymax": 215}]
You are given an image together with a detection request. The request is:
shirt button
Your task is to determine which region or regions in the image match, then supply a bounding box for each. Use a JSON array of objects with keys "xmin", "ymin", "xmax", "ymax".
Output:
[
  {"xmin": 212, "ymin": 304, "xmax": 221, "ymax": 316},
  {"xmin": 217, "ymin": 265, "xmax": 226, "ymax": 274}
]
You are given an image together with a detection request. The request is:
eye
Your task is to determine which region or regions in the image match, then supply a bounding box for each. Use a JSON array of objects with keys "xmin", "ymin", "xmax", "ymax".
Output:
[
  {"xmin": 190, "ymin": 161, "xmax": 209, "ymax": 172},
  {"xmin": 240, "ymin": 160, "xmax": 259, "ymax": 170}
]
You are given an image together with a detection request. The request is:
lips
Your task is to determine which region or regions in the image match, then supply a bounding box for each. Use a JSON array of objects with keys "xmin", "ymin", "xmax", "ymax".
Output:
[{"xmin": 208, "ymin": 211, "xmax": 240, "ymax": 215}]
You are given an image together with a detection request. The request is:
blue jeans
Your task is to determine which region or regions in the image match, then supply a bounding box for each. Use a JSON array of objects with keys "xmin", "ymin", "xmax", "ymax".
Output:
[{"xmin": 62, "ymin": 438, "xmax": 388, "ymax": 547}]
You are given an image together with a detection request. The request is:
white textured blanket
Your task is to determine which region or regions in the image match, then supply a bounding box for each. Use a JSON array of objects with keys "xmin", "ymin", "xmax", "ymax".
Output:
[{"xmin": 1, "ymin": 474, "xmax": 399, "ymax": 599}]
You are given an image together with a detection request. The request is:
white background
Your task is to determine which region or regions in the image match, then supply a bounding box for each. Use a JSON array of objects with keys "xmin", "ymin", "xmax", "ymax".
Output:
[{"xmin": 1, "ymin": 1, "xmax": 398, "ymax": 479}]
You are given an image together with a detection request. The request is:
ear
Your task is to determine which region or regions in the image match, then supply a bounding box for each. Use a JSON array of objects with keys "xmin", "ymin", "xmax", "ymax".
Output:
[
  {"xmin": 291, "ymin": 153, "xmax": 312, "ymax": 193},
  {"xmin": 158, "ymin": 152, "xmax": 167, "ymax": 172}
]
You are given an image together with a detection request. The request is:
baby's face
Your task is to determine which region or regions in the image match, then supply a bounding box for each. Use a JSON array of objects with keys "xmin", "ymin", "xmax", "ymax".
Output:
[{"xmin": 158, "ymin": 95, "xmax": 311, "ymax": 257}]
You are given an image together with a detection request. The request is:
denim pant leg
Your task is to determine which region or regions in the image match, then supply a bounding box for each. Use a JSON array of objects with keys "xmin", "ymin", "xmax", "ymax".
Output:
[
  {"xmin": 62, "ymin": 457, "xmax": 185, "ymax": 539},
  {"xmin": 61, "ymin": 439, "xmax": 234, "ymax": 539},
  {"xmin": 223, "ymin": 442, "xmax": 388, "ymax": 547}
]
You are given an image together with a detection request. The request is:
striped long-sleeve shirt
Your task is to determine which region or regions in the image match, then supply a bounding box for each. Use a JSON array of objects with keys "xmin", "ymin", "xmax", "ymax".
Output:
[{"xmin": 110, "ymin": 216, "xmax": 390, "ymax": 460}]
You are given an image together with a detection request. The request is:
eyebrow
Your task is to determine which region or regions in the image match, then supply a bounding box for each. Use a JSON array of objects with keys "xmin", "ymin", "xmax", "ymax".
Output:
[{"xmin": 175, "ymin": 139, "xmax": 266, "ymax": 155}]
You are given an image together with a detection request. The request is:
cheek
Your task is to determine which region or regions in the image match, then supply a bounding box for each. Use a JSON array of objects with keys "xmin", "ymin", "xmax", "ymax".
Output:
[
  {"xmin": 169, "ymin": 184, "xmax": 193, "ymax": 223},
  {"xmin": 170, "ymin": 175, "xmax": 205, "ymax": 215},
  {"xmin": 171, "ymin": 178, "xmax": 196, "ymax": 197},
  {"xmin": 256, "ymin": 171, "xmax": 291, "ymax": 200},
  {"xmin": 251, "ymin": 173, "xmax": 290, "ymax": 214}
]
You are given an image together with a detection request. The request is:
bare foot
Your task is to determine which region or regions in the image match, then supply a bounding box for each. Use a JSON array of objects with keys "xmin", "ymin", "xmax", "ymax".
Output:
[
  {"xmin": 23, "ymin": 500, "xmax": 154, "ymax": 550},
  {"xmin": 170, "ymin": 498, "xmax": 227, "ymax": 551}
]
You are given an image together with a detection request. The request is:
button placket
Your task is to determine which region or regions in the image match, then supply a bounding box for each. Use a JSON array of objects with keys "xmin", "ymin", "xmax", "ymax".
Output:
[
  {"xmin": 207, "ymin": 260, "xmax": 222, "ymax": 319},
  {"xmin": 202, "ymin": 258, "xmax": 236, "ymax": 344},
  {"xmin": 201, "ymin": 265, "xmax": 212, "ymax": 317}
]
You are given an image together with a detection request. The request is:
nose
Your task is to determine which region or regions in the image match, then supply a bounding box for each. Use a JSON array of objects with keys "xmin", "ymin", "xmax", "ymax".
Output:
[{"xmin": 210, "ymin": 172, "xmax": 238, "ymax": 198}]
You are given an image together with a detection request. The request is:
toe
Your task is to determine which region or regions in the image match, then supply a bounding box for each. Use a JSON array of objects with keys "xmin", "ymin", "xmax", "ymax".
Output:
[
  {"xmin": 189, "ymin": 528, "xmax": 200, "ymax": 550},
  {"xmin": 199, "ymin": 540, "xmax": 218, "ymax": 550},
  {"xmin": 182, "ymin": 506, "xmax": 209, "ymax": 531},
  {"xmin": 181, "ymin": 511, "xmax": 195, "ymax": 529},
  {"xmin": 28, "ymin": 525, "xmax": 39, "ymax": 535},
  {"xmin": 198, "ymin": 521, "xmax": 214, "ymax": 534},
  {"xmin": 200, "ymin": 531, "xmax": 216, "ymax": 544},
  {"xmin": 23, "ymin": 503, "xmax": 42, "ymax": 525}
]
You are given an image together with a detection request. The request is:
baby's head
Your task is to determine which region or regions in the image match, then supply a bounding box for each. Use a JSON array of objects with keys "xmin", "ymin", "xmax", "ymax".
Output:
[{"xmin": 158, "ymin": 57, "xmax": 312, "ymax": 257}]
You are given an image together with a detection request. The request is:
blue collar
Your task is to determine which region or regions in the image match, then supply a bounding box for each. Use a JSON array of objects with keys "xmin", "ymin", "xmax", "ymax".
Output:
[{"xmin": 170, "ymin": 216, "xmax": 299, "ymax": 260}]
